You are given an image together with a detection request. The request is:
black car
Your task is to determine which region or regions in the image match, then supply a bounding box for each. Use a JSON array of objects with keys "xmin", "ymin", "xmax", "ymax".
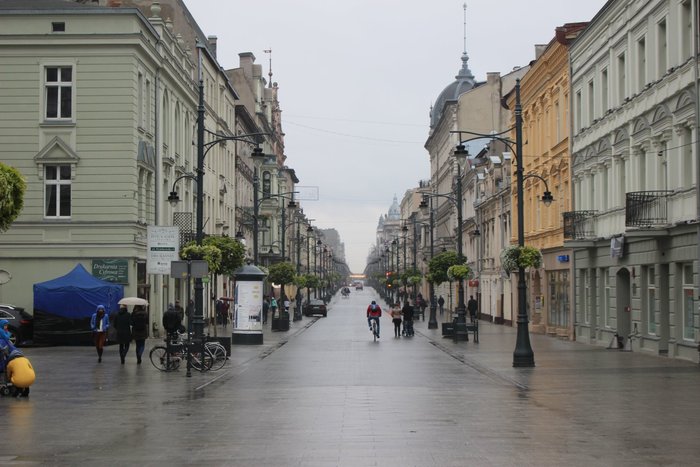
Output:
[
  {"xmin": 303, "ymin": 299, "xmax": 327, "ymax": 317},
  {"xmin": 0, "ymin": 304, "xmax": 34, "ymax": 346}
]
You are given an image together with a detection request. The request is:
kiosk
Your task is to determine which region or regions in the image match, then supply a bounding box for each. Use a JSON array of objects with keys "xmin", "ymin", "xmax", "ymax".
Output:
[{"xmin": 232, "ymin": 263, "xmax": 266, "ymax": 345}]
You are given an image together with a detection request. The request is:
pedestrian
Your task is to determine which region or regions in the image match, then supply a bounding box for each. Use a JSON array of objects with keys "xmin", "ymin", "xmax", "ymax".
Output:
[
  {"xmin": 173, "ymin": 300, "xmax": 185, "ymax": 323},
  {"xmin": 270, "ymin": 295, "xmax": 278, "ymax": 319},
  {"xmin": 114, "ymin": 305, "xmax": 132, "ymax": 365},
  {"xmin": 438, "ymin": 295, "xmax": 445, "ymax": 315},
  {"xmin": 402, "ymin": 299, "xmax": 414, "ymax": 336},
  {"xmin": 186, "ymin": 299, "xmax": 194, "ymax": 322},
  {"xmin": 90, "ymin": 305, "xmax": 110, "ymax": 363},
  {"xmin": 467, "ymin": 295, "xmax": 478, "ymax": 322},
  {"xmin": 220, "ymin": 300, "xmax": 229, "ymax": 328},
  {"xmin": 131, "ymin": 304, "xmax": 149, "ymax": 365},
  {"xmin": 391, "ymin": 302, "xmax": 402, "ymax": 338},
  {"xmin": 262, "ymin": 296, "xmax": 270, "ymax": 324},
  {"xmin": 162, "ymin": 303, "xmax": 182, "ymax": 340}
]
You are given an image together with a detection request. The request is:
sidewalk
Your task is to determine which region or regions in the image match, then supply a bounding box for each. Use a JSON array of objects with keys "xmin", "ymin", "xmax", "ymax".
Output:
[{"xmin": 412, "ymin": 316, "xmax": 700, "ymax": 388}]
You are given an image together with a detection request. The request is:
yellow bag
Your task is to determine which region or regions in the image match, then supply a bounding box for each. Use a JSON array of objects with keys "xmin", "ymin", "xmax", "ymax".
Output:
[{"xmin": 7, "ymin": 356, "xmax": 35, "ymax": 388}]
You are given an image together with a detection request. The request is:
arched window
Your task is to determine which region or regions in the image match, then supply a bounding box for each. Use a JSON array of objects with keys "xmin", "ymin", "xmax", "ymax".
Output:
[{"xmin": 262, "ymin": 171, "xmax": 271, "ymax": 198}]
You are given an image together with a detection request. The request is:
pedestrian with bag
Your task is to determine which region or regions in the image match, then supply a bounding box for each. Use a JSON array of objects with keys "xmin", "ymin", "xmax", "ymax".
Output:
[
  {"xmin": 438, "ymin": 295, "xmax": 445, "ymax": 315},
  {"xmin": 114, "ymin": 305, "xmax": 132, "ymax": 365},
  {"xmin": 391, "ymin": 302, "xmax": 402, "ymax": 338},
  {"xmin": 130, "ymin": 304, "xmax": 149, "ymax": 365},
  {"xmin": 90, "ymin": 305, "xmax": 110, "ymax": 363}
]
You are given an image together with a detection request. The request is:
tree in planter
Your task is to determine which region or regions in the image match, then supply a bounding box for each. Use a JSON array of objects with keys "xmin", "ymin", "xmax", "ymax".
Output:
[
  {"xmin": 267, "ymin": 262, "xmax": 296, "ymax": 304},
  {"xmin": 0, "ymin": 162, "xmax": 26, "ymax": 233}
]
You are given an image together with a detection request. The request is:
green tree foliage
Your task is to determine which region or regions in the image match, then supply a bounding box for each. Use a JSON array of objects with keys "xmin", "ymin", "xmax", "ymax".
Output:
[
  {"xmin": 202, "ymin": 235, "xmax": 245, "ymax": 276},
  {"xmin": 267, "ymin": 262, "xmax": 296, "ymax": 286},
  {"xmin": 0, "ymin": 162, "xmax": 26, "ymax": 233},
  {"xmin": 427, "ymin": 251, "xmax": 461, "ymax": 285},
  {"xmin": 180, "ymin": 244, "xmax": 222, "ymax": 273}
]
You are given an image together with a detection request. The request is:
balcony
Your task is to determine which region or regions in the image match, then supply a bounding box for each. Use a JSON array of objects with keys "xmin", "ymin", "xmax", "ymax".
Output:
[
  {"xmin": 625, "ymin": 191, "xmax": 673, "ymax": 228},
  {"xmin": 563, "ymin": 211, "xmax": 597, "ymax": 240}
]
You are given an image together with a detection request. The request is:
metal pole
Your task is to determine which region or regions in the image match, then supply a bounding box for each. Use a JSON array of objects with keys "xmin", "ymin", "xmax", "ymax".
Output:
[
  {"xmin": 294, "ymin": 220, "xmax": 302, "ymax": 321},
  {"xmin": 253, "ymin": 169, "xmax": 260, "ymax": 266},
  {"xmin": 454, "ymin": 160, "xmax": 468, "ymax": 341},
  {"xmin": 193, "ymin": 43, "xmax": 205, "ymax": 368},
  {"xmin": 513, "ymin": 79, "xmax": 535, "ymax": 367},
  {"xmin": 428, "ymin": 200, "xmax": 438, "ymax": 329}
]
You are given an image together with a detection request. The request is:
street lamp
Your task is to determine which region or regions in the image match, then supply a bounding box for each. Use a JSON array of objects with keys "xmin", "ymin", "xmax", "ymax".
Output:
[
  {"xmin": 418, "ymin": 196, "xmax": 438, "ymax": 329},
  {"xmin": 194, "ymin": 41, "xmax": 271, "ymax": 357},
  {"xmin": 451, "ymin": 79, "xmax": 554, "ymax": 367},
  {"xmin": 167, "ymin": 173, "xmax": 196, "ymax": 207}
]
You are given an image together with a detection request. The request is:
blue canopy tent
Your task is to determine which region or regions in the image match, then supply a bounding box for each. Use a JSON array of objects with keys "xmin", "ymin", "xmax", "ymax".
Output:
[{"xmin": 33, "ymin": 264, "xmax": 124, "ymax": 345}]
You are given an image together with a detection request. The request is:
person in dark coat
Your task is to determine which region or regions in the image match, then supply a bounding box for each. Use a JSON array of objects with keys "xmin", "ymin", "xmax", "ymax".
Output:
[
  {"xmin": 130, "ymin": 305, "xmax": 149, "ymax": 365},
  {"xmin": 162, "ymin": 304, "xmax": 182, "ymax": 339},
  {"xmin": 467, "ymin": 295, "xmax": 478, "ymax": 322},
  {"xmin": 114, "ymin": 305, "xmax": 132, "ymax": 364}
]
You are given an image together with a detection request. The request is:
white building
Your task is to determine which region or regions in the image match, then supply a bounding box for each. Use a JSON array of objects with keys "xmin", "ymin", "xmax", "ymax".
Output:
[{"xmin": 568, "ymin": 0, "xmax": 699, "ymax": 361}]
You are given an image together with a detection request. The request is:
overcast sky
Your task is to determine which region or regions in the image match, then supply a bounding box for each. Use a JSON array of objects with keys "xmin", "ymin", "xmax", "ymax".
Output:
[{"xmin": 183, "ymin": 0, "xmax": 607, "ymax": 273}]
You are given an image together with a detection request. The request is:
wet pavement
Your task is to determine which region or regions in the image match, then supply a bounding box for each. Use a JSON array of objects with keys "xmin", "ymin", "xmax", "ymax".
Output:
[{"xmin": 2, "ymin": 288, "xmax": 700, "ymax": 466}]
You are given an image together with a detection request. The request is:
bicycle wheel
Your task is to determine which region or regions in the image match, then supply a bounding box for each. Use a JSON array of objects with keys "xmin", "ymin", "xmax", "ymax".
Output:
[
  {"xmin": 205, "ymin": 342, "xmax": 227, "ymax": 371},
  {"xmin": 372, "ymin": 322, "xmax": 378, "ymax": 342},
  {"xmin": 150, "ymin": 346, "xmax": 180, "ymax": 372},
  {"xmin": 190, "ymin": 347, "xmax": 214, "ymax": 371}
]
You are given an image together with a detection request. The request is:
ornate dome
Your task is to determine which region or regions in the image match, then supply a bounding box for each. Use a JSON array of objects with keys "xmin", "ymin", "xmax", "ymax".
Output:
[
  {"xmin": 387, "ymin": 195, "xmax": 400, "ymax": 221},
  {"xmin": 430, "ymin": 52, "xmax": 476, "ymax": 128}
]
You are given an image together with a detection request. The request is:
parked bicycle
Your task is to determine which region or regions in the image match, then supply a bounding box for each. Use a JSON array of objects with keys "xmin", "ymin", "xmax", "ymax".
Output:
[{"xmin": 149, "ymin": 332, "xmax": 227, "ymax": 372}]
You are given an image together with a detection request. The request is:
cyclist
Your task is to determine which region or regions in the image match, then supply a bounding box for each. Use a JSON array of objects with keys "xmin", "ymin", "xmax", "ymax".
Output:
[{"xmin": 366, "ymin": 300, "xmax": 382, "ymax": 338}]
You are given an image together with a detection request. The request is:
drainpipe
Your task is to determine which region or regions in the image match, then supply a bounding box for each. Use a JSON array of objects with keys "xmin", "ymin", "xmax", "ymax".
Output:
[{"xmin": 694, "ymin": 0, "xmax": 700, "ymax": 362}]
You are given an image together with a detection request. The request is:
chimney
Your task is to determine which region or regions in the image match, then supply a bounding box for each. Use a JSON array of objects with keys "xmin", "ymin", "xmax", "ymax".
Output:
[
  {"xmin": 207, "ymin": 35, "xmax": 217, "ymax": 59},
  {"xmin": 238, "ymin": 52, "xmax": 256, "ymax": 79},
  {"xmin": 534, "ymin": 44, "xmax": 548, "ymax": 60}
]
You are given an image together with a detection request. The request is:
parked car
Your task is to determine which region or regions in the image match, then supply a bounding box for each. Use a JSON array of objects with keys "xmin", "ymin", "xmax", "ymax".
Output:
[
  {"xmin": 303, "ymin": 299, "xmax": 327, "ymax": 317},
  {"xmin": 0, "ymin": 304, "xmax": 34, "ymax": 346}
]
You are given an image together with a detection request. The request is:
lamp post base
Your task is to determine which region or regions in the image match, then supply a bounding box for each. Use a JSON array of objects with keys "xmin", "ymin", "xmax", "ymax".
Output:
[{"xmin": 428, "ymin": 305, "xmax": 438, "ymax": 329}]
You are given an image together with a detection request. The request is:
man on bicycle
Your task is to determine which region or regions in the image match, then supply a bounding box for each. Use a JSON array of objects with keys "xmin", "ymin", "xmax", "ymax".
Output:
[{"xmin": 366, "ymin": 300, "xmax": 382, "ymax": 338}]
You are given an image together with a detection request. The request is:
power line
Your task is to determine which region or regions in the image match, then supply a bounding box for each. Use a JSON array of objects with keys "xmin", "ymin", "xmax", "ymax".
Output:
[{"xmin": 284, "ymin": 120, "xmax": 425, "ymax": 144}]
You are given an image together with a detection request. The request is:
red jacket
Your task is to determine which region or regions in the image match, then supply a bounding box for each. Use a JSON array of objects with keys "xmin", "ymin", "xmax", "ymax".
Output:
[{"xmin": 367, "ymin": 304, "xmax": 382, "ymax": 318}]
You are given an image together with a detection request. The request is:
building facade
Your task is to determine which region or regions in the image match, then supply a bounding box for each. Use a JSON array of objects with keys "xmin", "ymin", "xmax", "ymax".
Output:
[{"xmin": 568, "ymin": 0, "xmax": 699, "ymax": 361}]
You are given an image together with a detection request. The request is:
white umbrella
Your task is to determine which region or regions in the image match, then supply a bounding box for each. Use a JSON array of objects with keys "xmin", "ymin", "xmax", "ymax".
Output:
[{"xmin": 118, "ymin": 297, "xmax": 149, "ymax": 306}]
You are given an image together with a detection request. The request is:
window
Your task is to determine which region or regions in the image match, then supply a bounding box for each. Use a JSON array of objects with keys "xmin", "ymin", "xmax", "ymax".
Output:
[
  {"xmin": 44, "ymin": 165, "xmax": 71, "ymax": 218},
  {"xmin": 262, "ymin": 171, "xmax": 271, "ymax": 198},
  {"xmin": 51, "ymin": 22, "xmax": 65, "ymax": 33},
  {"xmin": 601, "ymin": 69, "xmax": 608, "ymax": 114},
  {"xmin": 681, "ymin": 126, "xmax": 693, "ymax": 188},
  {"xmin": 583, "ymin": 269, "xmax": 590, "ymax": 324},
  {"xmin": 647, "ymin": 266, "xmax": 656, "ymax": 335},
  {"xmin": 45, "ymin": 66, "xmax": 72, "ymax": 119},
  {"xmin": 618, "ymin": 157, "xmax": 626, "ymax": 207},
  {"xmin": 617, "ymin": 53, "xmax": 626, "ymax": 105},
  {"xmin": 138, "ymin": 72, "xmax": 144, "ymax": 129},
  {"xmin": 681, "ymin": 0, "xmax": 693, "ymax": 59},
  {"xmin": 588, "ymin": 80, "xmax": 594, "ymax": 124},
  {"xmin": 637, "ymin": 36, "xmax": 646, "ymax": 91},
  {"xmin": 657, "ymin": 19, "xmax": 667, "ymax": 78},
  {"xmin": 683, "ymin": 264, "xmax": 694, "ymax": 340},
  {"xmin": 575, "ymin": 90, "xmax": 582, "ymax": 132},
  {"xmin": 601, "ymin": 165, "xmax": 608, "ymax": 210},
  {"xmin": 604, "ymin": 270, "xmax": 611, "ymax": 328}
]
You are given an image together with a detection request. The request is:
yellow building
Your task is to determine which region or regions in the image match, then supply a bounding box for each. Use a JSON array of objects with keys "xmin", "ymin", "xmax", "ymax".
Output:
[{"xmin": 508, "ymin": 24, "xmax": 587, "ymax": 339}]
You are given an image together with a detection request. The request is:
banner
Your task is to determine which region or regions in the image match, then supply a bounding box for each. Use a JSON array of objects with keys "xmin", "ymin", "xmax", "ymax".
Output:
[{"xmin": 147, "ymin": 226, "xmax": 180, "ymax": 274}]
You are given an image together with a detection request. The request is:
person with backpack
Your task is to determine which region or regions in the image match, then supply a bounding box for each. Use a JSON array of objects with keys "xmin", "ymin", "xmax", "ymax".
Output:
[
  {"xmin": 366, "ymin": 300, "xmax": 382, "ymax": 338},
  {"xmin": 131, "ymin": 305, "xmax": 149, "ymax": 365}
]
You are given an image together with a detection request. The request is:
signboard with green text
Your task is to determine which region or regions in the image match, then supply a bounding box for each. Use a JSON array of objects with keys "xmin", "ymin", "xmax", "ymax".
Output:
[{"xmin": 92, "ymin": 258, "xmax": 129, "ymax": 284}]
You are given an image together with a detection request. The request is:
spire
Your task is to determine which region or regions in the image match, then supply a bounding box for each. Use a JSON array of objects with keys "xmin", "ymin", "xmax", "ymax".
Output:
[
  {"xmin": 457, "ymin": 2, "xmax": 474, "ymax": 81},
  {"xmin": 264, "ymin": 48, "xmax": 273, "ymax": 88}
]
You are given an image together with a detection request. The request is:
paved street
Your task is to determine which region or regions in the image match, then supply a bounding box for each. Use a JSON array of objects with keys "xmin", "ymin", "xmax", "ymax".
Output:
[{"xmin": 2, "ymin": 288, "xmax": 700, "ymax": 466}]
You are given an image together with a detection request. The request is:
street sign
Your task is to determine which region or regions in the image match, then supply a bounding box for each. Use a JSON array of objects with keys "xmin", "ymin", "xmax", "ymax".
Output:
[{"xmin": 147, "ymin": 226, "xmax": 179, "ymax": 274}]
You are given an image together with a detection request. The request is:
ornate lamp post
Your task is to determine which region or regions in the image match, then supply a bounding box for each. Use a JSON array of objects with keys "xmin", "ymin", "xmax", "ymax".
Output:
[
  {"xmin": 451, "ymin": 79, "xmax": 554, "ymax": 366},
  {"xmin": 419, "ymin": 195, "xmax": 438, "ymax": 329}
]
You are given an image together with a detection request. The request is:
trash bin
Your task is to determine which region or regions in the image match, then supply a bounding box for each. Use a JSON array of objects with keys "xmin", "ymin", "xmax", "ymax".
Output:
[{"xmin": 277, "ymin": 311, "xmax": 290, "ymax": 331}]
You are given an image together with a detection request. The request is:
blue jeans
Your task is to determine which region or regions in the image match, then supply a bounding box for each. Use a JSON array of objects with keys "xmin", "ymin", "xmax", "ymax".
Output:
[{"xmin": 367, "ymin": 316, "xmax": 380, "ymax": 336}]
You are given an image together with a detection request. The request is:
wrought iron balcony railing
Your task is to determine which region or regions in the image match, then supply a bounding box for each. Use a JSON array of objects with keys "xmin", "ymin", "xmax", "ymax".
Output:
[
  {"xmin": 625, "ymin": 190, "xmax": 673, "ymax": 228},
  {"xmin": 563, "ymin": 210, "xmax": 598, "ymax": 240}
]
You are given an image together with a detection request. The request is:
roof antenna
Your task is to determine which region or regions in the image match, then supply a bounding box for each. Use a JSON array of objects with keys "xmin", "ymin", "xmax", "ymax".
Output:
[
  {"xmin": 463, "ymin": 2, "xmax": 467, "ymax": 57},
  {"xmin": 263, "ymin": 48, "xmax": 272, "ymax": 88}
]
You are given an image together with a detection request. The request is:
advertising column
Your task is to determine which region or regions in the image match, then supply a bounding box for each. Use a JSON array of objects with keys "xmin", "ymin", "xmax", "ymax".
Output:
[{"xmin": 232, "ymin": 264, "xmax": 266, "ymax": 345}]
